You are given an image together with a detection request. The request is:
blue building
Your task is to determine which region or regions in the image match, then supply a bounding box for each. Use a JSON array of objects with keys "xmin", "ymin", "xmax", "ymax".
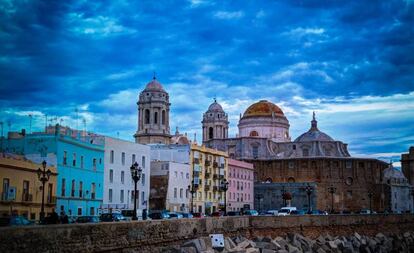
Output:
[{"xmin": 6, "ymin": 125, "xmax": 104, "ymax": 217}]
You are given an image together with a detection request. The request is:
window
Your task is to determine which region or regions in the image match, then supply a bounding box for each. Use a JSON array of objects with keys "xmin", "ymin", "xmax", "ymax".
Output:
[
  {"xmin": 90, "ymin": 207, "xmax": 95, "ymax": 216},
  {"xmin": 141, "ymin": 173, "xmax": 145, "ymax": 186},
  {"xmin": 154, "ymin": 112, "xmax": 158, "ymax": 124},
  {"xmin": 121, "ymin": 152, "xmax": 125, "ymax": 165},
  {"xmin": 347, "ymin": 190, "xmax": 352, "ymax": 199},
  {"xmin": 249, "ymin": 131, "xmax": 258, "ymax": 137},
  {"xmin": 109, "ymin": 189, "xmax": 113, "ymax": 202},
  {"xmin": 141, "ymin": 191, "xmax": 145, "ymax": 206},
  {"xmin": 162, "ymin": 110, "xmax": 166, "ymax": 125},
  {"xmin": 180, "ymin": 188, "xmax": 183, "ymax": 198},
  {"xmin": 61, "ymin": 178, "xmax": 65, "ymax": 197},
  {"xmin": 78, "ymin": 208, "xmax": 82, "ymax": 216},
  {"xmin": 109, "ymin": 169, "xmax": 113, "ymax": 183},
  {"xmin": 181, "ymin": 172, "xmax": 184, "ymax": 178},
  {"xmin": 71, "ymin": 180, "xmax": 75, "ymax": 197},
  {"xmin": 303, "ymin": 149, "xmax": 309, "ymax": 157},
  {"xmin": 132, "ymin": 154, "xmax": 136, "ymax": 163},
  {"xmin": 186, "ymin": 173, "xmax": 189, "ymax": 179},
  {"xmin": 80, "ymin": 156, "xmax": 84, "ymax": 168},
  {"xmin": 47, "ymin": 183, "xmax": 53, "ymax": 203},
  {"xmin": 209, "ymin": 127, "xmax": 214, "ymax": 139},
  {"xmin": 79, "ymin": 181, "xmax": 83, "ymax": 198},
  {"xmin": 120, "ymin": 190, "xmax": 124, "ymax": 203},
  {"xmin": 121, "ymin": 171, "xmax": 125, "ymax": 184},
  {"xmin": 72, "ymin": 153, "xmax": 76, "ymax": 167},
  {"xmin": 252, "ymin": 146, "xmax": 258, "ymax": 159},
  {"xmin": 22, "ymin": 180, "xmax": 29, "ymax": 201},
  {"xmin": 93, "ymin": 158, "xmax": 97, "ymax": 170},
  {"xmin": 175, "ymin": 171, "xmax": 178, "ymax": 178},
  {"xmin": 110, "ymin": 150, "xmax": 114, "ymax": 164},
  {"xmin": 91, "ymin": 183, "xmax": 96, "ymax": 199},
  {"xmin": 174, "ymin": 188, "xmax": 177, "ymax": 198},
  {"xmin": 142, "ymin": 156, "xmax": 146, "ymax": 168},
  {"xmin": 2, "ymin": 178, "xmax": 9, "ymax": 200},
  {"xmin": 145, "ymin": 109, "xmax": 150, "ymax": 124},
  {"xmin": 346, "ymin": 161, "xmax": 352, "ymax": 169},
  {"xmin": 63, "ymin": 151, "xmax": 67, "ymax": 165}
]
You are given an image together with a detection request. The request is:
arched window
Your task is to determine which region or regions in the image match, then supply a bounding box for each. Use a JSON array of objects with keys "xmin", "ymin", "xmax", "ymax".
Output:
[
  {"xmin": 154, "ymin": 112, "xmax": 158, "ymax": 124},
  {"xmin": 252, "ymin": 146, "xmax": 259, "ymax": 159},
  {"xmin": 209, "ymin": 127, "xmax": 214, "ymax": 139},
  {"xmin": 249, "ymin": 131, "xmax": 259, "ymax": 137},
  {"xmin": 145, "ymin": 109, "xmax": 150, "ymax": 124},
  {"xmin": 162, "ymin": 110, "xmax": 166, "ymax": 125}
]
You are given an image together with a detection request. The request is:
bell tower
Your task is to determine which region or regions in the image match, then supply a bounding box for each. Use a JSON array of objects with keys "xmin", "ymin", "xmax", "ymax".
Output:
[{"xmin": 202, "ymin": 99, "xmax": 229, "ymax": 144}]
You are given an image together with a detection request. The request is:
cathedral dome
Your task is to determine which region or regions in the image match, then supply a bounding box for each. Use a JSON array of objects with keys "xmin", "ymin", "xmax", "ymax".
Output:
[
  {"xmin": 294, "ymin": 112, "xmax": 334, "ymax": 142},
  {"xmin": 143, "ymin": 77, "xmax": 165, "ymax": 92},
  {"xmin": 207, "ymin": 99, "xmax": 224, "ymax": 112},
  {"xmin": 243, "ymin": 100, "xmax": 284, "ymax": 118}
]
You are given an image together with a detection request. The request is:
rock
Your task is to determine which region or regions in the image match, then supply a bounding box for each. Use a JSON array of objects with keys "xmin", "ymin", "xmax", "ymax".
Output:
[
  {"xmin": 180, "ymin": 247, "xmax": 197, "ymax": 253},
  {"xmin": 354, "ymin": 232, "xmax": 362, "ymax": 241},
  {"xmin": 261, "ymin": 249, "xmax": 277, "ymax": 253},
  {"xmin": 276, "ymin": 250, "xmax": 289, "ymax": 253},
  {"xmin": 327, "ymin": 241, "xmax": 337, "ymax": 249},
  {"xmin": 237, "ymin": 240, "xmax": 255, "ymax": 249},
  {"xmin": 255, "ymin": 242, "xmax": 278, "ymax": 250},
  {"xmin": 316, "ymin": 248, "xmax": 326, "ymax": 253},
  {"xmin": 262, "ymin": 236, "xmax": 273, "ymax": 243},
  {"xmin": 182, "ymin": 239, "xmax": 207, "ymax": 253},
  {"xmin": 253, "ymin": 236, "xmax": 264, "ymax": 242},
  {"xmin": 225, "ymin": 237, "xmax": 237, "ymax": 251},
  {"xmin": 287, "ymin": 244, "xmax": 301, "ymax": 253}
]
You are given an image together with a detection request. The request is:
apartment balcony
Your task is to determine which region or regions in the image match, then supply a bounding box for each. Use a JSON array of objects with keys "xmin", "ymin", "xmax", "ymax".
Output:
[
  {"xmin": 213, "ymin": 174, "xmax": 219, "ymax": 180},
  {"xmin": 205, "ymin": 172, "xmax": 211, "ymax": 178},
  {"xmin": 205, "ymin": 160, "xmax": 211, "ymax": 167},
  {"xmin": 213, "ymin": 161, "xmax": 218, "ymax": 168},
  {"xmin": 22, "ymin": 193, "xmax": 33, "ymax": 203},
  {"xmin": 91, "ymin": 192, "xmax": 96, "ymax": 200},
  {"xmin": 194, "ymin": 164, "xmax": 201, "ymax": 172},
  {"xmin": 213, "ymin": 186, "xmax": 219, "ymax": 192},
  {"xmin": 47, "ymin": 196, "xmax": 57, "ymax": 205},
  {"xmin": 204, "ymin": 185, "xmax": 210, "ymax": 191},
  {"xmin": 193, "ymin": 158, "xmax": 200, "ymax": 164},
  {"xmin": 219, "ymin": 169, "xmax": 225, "ymax": 176},
  {"xmin": 219, "ymin": 175, "xmax": 224, "ymax": 180}
]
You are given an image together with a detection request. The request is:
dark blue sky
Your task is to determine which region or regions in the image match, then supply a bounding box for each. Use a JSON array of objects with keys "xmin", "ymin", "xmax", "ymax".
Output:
[{"xmin": 1, "ymin": 0, "xmax": 413, "ymax": 165}]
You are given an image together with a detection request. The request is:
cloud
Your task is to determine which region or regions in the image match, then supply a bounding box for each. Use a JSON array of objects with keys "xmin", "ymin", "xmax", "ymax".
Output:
[{"xmin": 213, "ymin": 11, "xmax": 244, "ymax": 20}]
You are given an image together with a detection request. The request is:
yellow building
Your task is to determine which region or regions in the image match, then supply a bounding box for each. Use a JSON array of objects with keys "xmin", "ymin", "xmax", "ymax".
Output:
[
  {"xmin": 0, "ymin": 154, "xmax": 57, "ymax": 221},
  {"xmin": 190, "ymin": 144, "xmax": 228, "ymax": 214}
]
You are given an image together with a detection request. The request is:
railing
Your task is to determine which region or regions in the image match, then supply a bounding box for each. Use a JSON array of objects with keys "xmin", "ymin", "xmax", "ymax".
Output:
[
  {"xmin": 47, "ymin": 196, "xmax": 57, "ymax": 204},
  {"xmin": 205, "ymin": 172, "xmax": 211, "ymax": 178},
  {"xmin": 219, "ymin": 169, "xmax": 225, "ymax": 176},
  {"xmin": 204, "ymin": 185, "xmax": 210, "ymax": 191},
  {"xmin": 22, "ymin": 193, "xmax": 33, "ymax": 202},
  {"xmin": 213, "ymin": 161, "xmax": 218, "ymax": 168},
  {"xmin": 193, "ymin": 158, "xmax": 199, "ymax": 164},
  {"xmin": 205, "ymin": 160, "xmax": 211, "ymax": 167},
  {"xmin": 213, "ymin": 186, "xmax": 218, "ymax": 192},
  {"xmin": 213, "ymin": 174, "xmax": 219, "ymax": 180},
  {"xmin": 219, "ymin": 175, "xmax": 224, "ymax": 179},
  {"xmin": 194, "ymin": 164, "xmax": 201, "ymax": 172}
]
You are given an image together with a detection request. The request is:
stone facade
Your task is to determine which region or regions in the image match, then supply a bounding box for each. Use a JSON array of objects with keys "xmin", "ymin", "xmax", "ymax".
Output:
[
  {"xmin": 134, "ymin": 77, "xmax": 171, "ymax": 145},
  {"xmin": 228, "ymin": 158, "xmax": 254, "ymax": 211},
  {"xmin": 382, "ymin": 163, "xmax": 413, "ymax": 213},
  {"xmin": 254, "ymin": 182, "xmax": 317, "ymax": 212}
]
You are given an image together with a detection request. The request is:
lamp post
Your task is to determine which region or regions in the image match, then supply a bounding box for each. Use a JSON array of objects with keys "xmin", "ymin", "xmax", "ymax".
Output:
[
  {"xmin": 130, "ymin": 161, "xmax": 142, "ymax": 220},
  {"xmin": 37, "ymin": 160, "xmax": 51, "ymax": 222},
  {"xmin": 327, "ymin": 185, "xmax": 336, "ymax": 214},
  {"xmin": 221, "ymin": 179, "xmax": 229, "ymax": 215},
  {"xmin": 188, "ymin": 180, "xmax": 198, "ymax": 213},
  {"xmin": 368, "ymin": 191, "xmax": 373, "ymax": 214},
  {"xmin": 256, "ymin": 194, "xmax": 263, "ymax": 212},
  {"xmin": 305, "ymin": 184, "xmax": 313, "ymax": 214}
]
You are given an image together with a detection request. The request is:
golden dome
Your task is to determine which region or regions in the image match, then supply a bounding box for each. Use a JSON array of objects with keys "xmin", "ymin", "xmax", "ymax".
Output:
[{"xmin": 243, "ymin": 100, "xmax": 284, "ymax": 118}]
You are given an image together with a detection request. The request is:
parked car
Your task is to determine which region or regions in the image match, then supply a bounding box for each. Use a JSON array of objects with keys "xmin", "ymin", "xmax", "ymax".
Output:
[
  {"xmin": 148, "ymin": 211, "xmax": 170, "ymax": 220},
  {"xmin": 168, "ymin": 212, "xmax": 183, "ymax": 219},
  {"xmin": 277, "ymin": 207, "xmax": 297, "ymax": 216},
  {"xmin": 227, "ymin": 211, "xmax": 241, "ymax": 216},
  {"xmin": 243, "ymin": 210, "xmax": 259, "ymax": 216},
  {"xmin": 192, "ymin": 212, "xmax": 205, "ymax": 218},
  {"xmin": 180, "ymin": 213, "xmax": 193, "ymax": 218},
  {"xmin": 76, "ymin": 216, "xmax": 100, "ymax": 223},
  {"xmin": 211, "ymin": 211, "xmax": 223, "ymax": 217},
  {"xmin": 311, "ymin": 210, "xmax": 328, "ymax": 215},
  {"xmin": 290, "ymin": 210, "xmax": 305, "ymax": 215},
  {"xmin": 265, "ymin": 210, "xmax": 279, "ymax": 216},
  {"xmin": 100, "ymin": 213, "xmax": 127, "ymax": 222},
  {"xmin": 0, "ymin": 216, "xmax": 33, "ymax": 227},
  {"xmin": 359, "ymin": 209, "xmax": 372, "ymax": 215},
  {"xmin": 121, "ymin": 210, "xmax": 135, "ymax": 220}
]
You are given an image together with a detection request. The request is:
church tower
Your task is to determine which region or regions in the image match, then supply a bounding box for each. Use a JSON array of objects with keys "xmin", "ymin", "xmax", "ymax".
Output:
[
  {"xmin": 134, "ymin": 76, "xmax": 171, "ymax": 144},
  {"xmin": 202, "ymin": 99, "xmax": 229, "ymax": 143}
]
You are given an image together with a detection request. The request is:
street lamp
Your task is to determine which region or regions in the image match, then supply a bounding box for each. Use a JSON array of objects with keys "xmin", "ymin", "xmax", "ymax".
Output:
[
  {"xmin": 37, "ymin": 160, "xmax": 51, "ymax": 222},
  {"xmin": 368, "ymin": 191, "xmax": 373, "ymax": 214},
  {"xmin": 188, "ymin": 180, "xmax": 198, "ymax": 214},
  {"xmin": 327, "ymin": 185, "xmax": 336, "ymax": 214},
  {"xmin": 305, "ymin": 184, "xmax": 313, "ymax": 214},
  {"xmin": 221, "ymin": 179, "xmax": 229, "ymax": 215},
  {"xmin": 256, "ymin": 194, "xmax": 263, "ymax": 212},
  {"xmin": 130, "ymin": 161, "xmax": 142, "ymax": 220}
]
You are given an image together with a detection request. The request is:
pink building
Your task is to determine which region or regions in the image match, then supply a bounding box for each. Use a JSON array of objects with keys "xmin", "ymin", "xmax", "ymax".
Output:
[{"xmin": 227, "ymin": 159, "xmax": 254, "ymax": 212}]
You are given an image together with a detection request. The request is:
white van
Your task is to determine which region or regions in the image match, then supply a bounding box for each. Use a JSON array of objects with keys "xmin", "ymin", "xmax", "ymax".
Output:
[{"xmin": 277, "ymin": 207, "xmax": 297, "ymax": 216}]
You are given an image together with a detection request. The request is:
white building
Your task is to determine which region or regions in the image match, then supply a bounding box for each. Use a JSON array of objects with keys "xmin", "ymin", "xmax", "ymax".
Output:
[
  {"xmin": 149, "ymin": 161, "xmax": 191, "ymax": 212},
  {"xmin": 102, "ymin": 137, "xmax": 151, "ymax": 218}
]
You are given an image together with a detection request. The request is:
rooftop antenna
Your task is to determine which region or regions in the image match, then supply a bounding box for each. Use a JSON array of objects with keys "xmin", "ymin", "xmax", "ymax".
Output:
[
  {"xmin": 28, "ymin": 114, "xmax": 33, "ymax": 134},
  {"xmin": 75, "ymin": 108, "xmax": 79, "ymax": 130},
  {"xmin": 153, "ymin": 71, "xmax": 156, "ymax": 80},
  {"xmin": 214, "ymin": 95, "xmax": 217, "ymax": 103}
]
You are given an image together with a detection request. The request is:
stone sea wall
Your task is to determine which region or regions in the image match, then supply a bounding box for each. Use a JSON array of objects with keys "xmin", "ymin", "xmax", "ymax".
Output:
[{"xmin": 0, "ymin": 214, "xmax": 413, "ymax": 253}]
